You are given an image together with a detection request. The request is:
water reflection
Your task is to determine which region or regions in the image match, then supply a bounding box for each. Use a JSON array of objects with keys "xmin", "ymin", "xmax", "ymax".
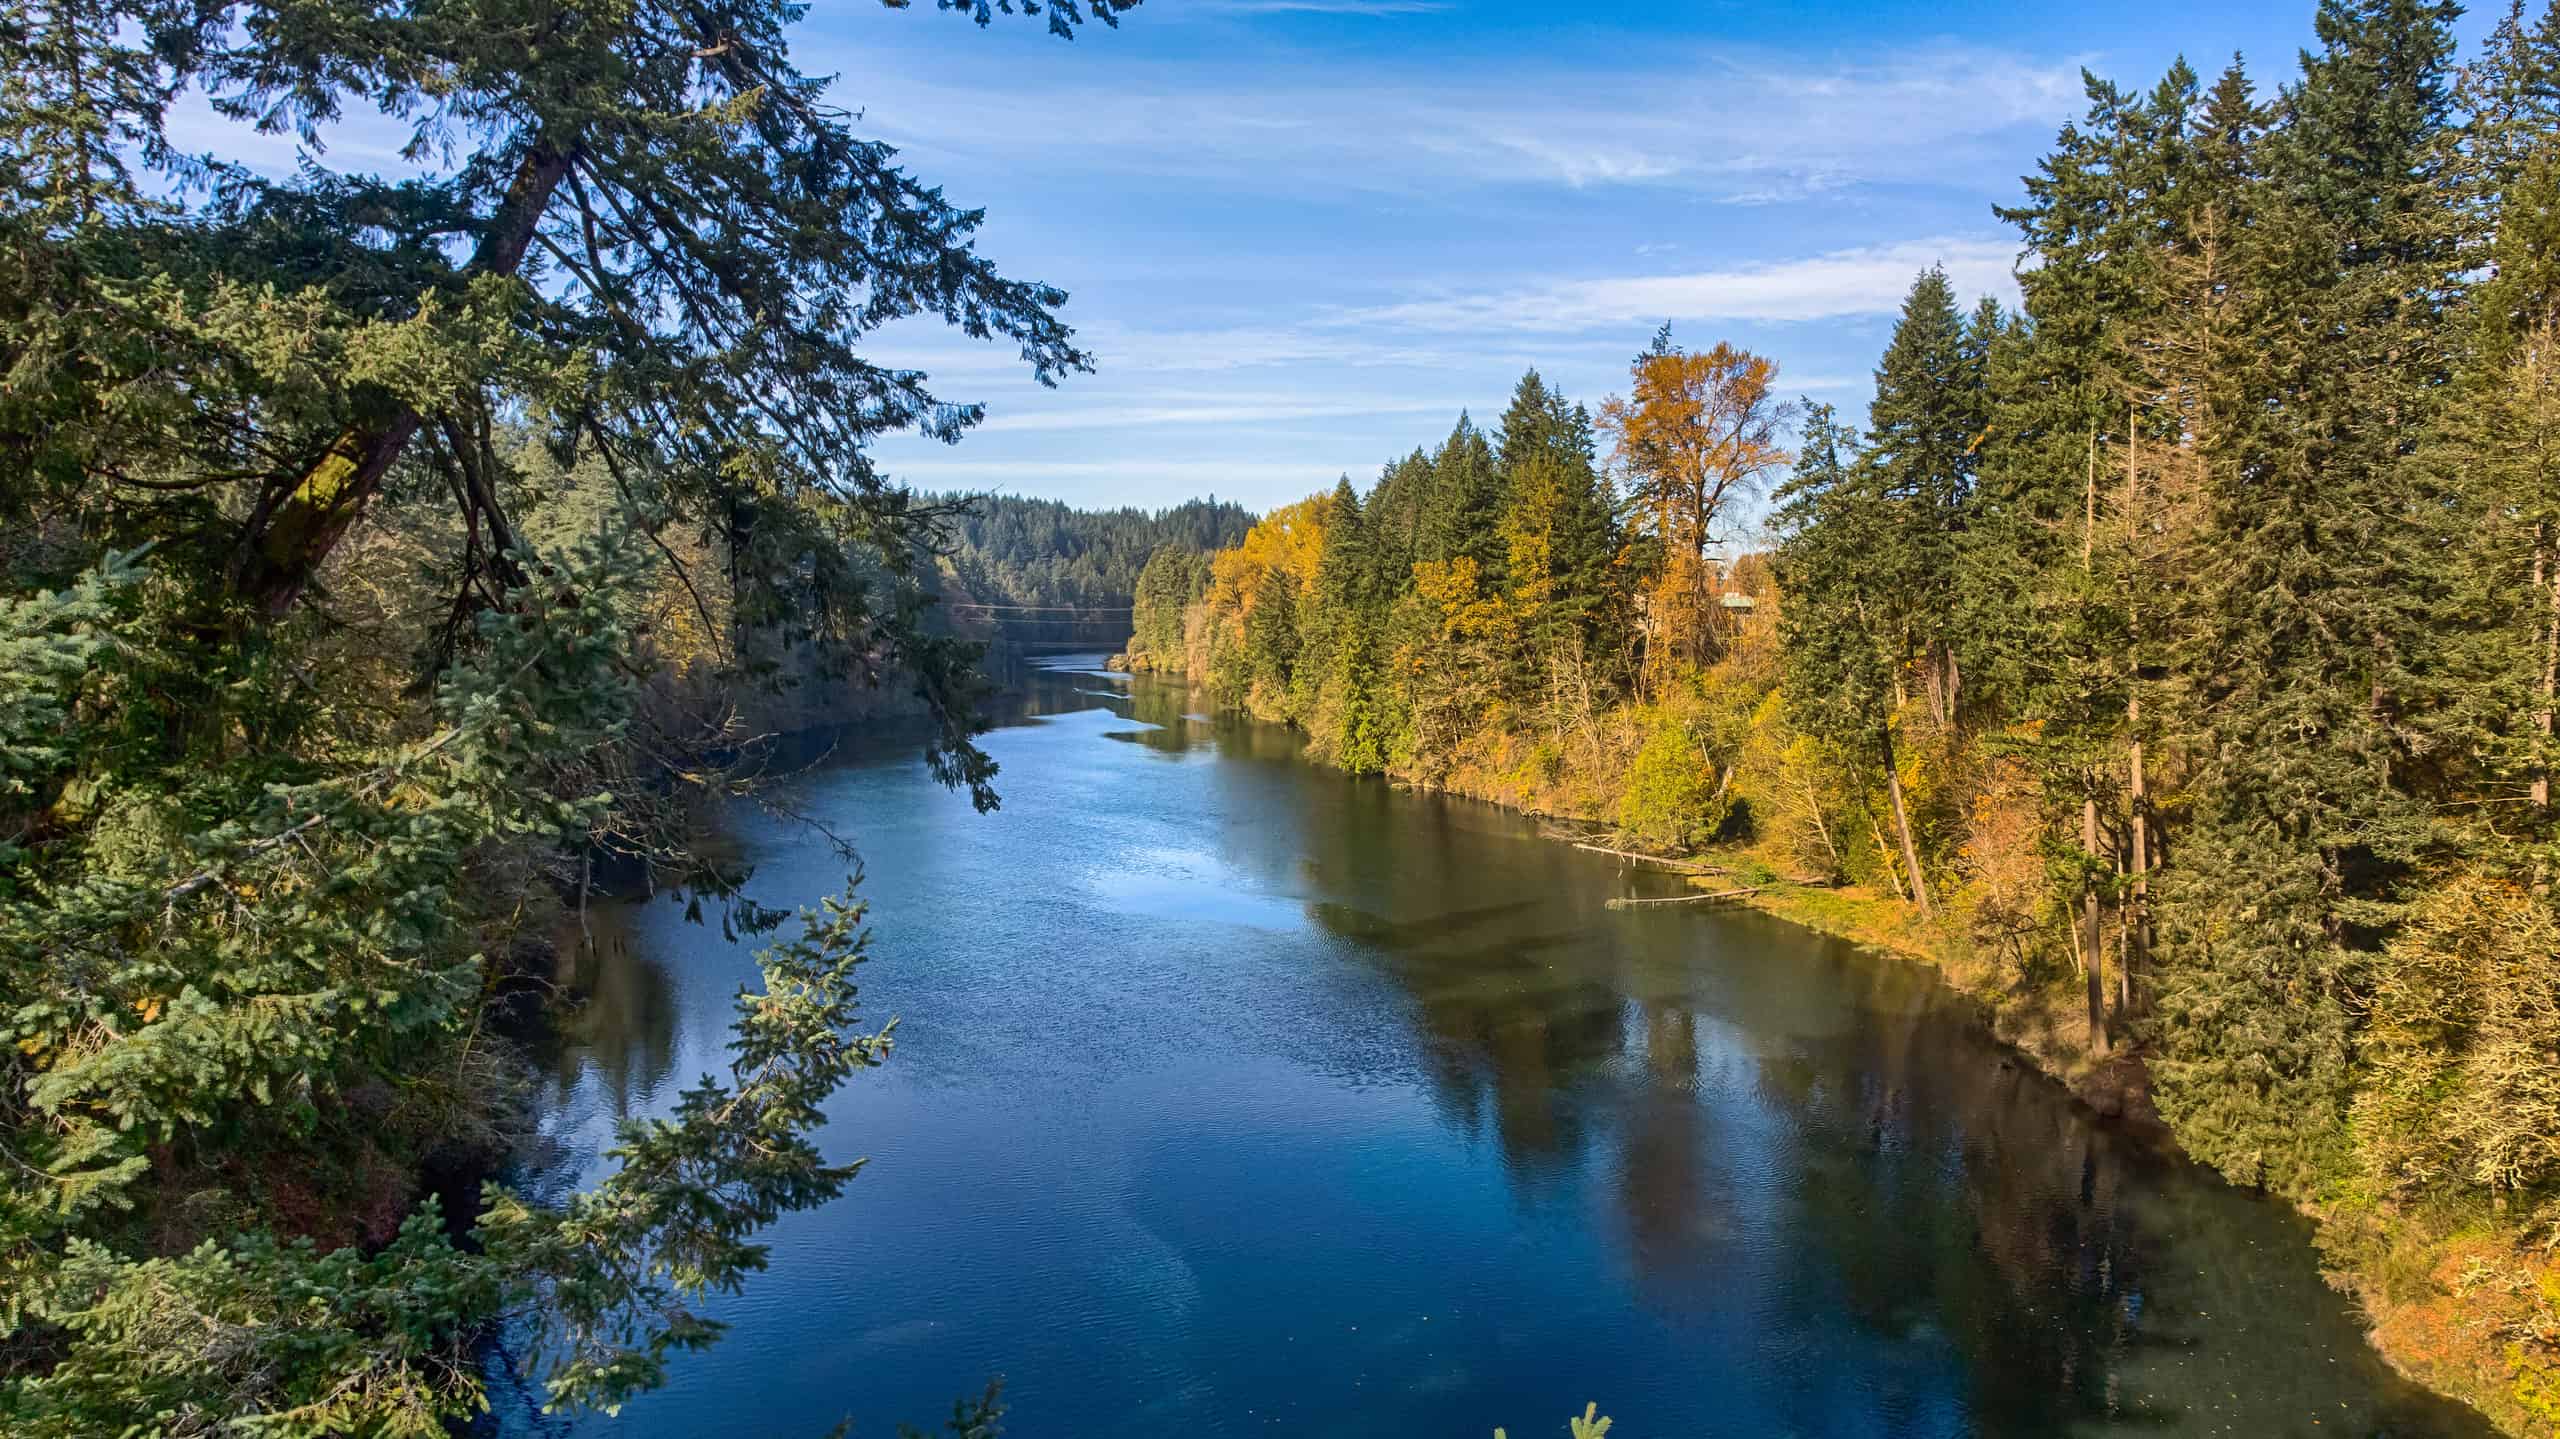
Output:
[
  {"xmin": 552, "ymin": 911, "xmax": 678, "ymax": 1117},
  {"xmin": 508, "ymin": 659, "xmax": 2487, "ymax": 1439}
]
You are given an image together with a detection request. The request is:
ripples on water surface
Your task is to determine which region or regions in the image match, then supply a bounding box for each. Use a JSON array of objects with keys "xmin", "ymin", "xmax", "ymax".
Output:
[{"xmin": 500, "ymin": 658, "xmax": 2489, "ymax": 1439}]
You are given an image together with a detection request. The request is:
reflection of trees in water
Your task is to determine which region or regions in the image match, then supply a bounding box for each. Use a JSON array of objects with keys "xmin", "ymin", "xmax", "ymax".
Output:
[
  {"xmin": 1770, "ymin": 981, "xmax": 2145, "ymax": 1433},
  {"xmin": 1311, "ymin": 859, "xmax": 2479, "ymax": 1436},
  {"xmin": 1011, "ymin": 664, "xmax": 1275, "ymax": 758},
  {"xmin": 1301, "ymin": 795, "xmax": 1758, "ymax": 1220},
  {"xmin": 1615, "ymin": 1001, "xmax": 1718, "ymax": 1285},
  {"xmin": 1755, "ymin": 951, "xmax": 2481, "ymax": 1435},
  {"xmin": 1310, "ymin": 896, "xmax": 1625, "ymax": 1190},
  {"xmin": 552, "ymin": 905, "xmax": 681, "ymax": 1125},
  {"xmin": 1296, "ymin": 778, "xmax": 1639, "ymax": 1190}
]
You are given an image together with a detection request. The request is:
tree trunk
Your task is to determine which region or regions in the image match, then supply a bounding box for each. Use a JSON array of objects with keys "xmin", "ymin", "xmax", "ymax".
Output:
[
  {"xmin": 1803, "ymin": 777, "xmax": 1844, "ymax": 879},
  {"xmin": 2125, "ymin": 726, "xmax": 2148, "ymax": 1015},
  {"xmin": 2123, "ymin": 409, "xmax": 2149, "ymax": 1015},
  {"xmin": 229, "ymin": 137, "xmax": 580, "ymax": 616},
  {"xmin": 1866, "ymin": 809, "xmax": 1907, "ymax": 902},
  {"xmin": 2082, "ymin": 794, "xmax": 2110, "ymax": 1056},
  {"xmin": 2082, "ymin": 430, "xmax": 2097, "ymax": 570},
  {"xmin": 1881, "ymin": 728, "xmax": 1932, "ymax": 917},
  {"xmin": 2539, "ymin": 519, "xmax": 2555, "ymax": 811}
]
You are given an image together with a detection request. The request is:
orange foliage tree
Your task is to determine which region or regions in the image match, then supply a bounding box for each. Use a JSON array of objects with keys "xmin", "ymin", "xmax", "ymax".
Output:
[{"xmin": 1599, "ymin": 331, "xmax": 1793, "ymax": 682}]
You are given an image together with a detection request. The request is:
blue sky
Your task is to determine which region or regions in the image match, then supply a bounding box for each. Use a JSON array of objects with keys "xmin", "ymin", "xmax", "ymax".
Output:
[
  {"xmin": 174, "ymin": 0, "xmax": 2504, "ymax": 520},
  {"xmin": 833, "ymin": 0, "xmax": 2498, "ymax": 520}
]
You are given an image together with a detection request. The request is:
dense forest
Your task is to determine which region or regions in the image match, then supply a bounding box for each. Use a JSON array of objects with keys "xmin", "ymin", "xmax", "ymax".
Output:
[
  {"xmin": 932, "ymin": 493, "xmax": 1251, "ymax": 654},
  {"xmin": 1126, "ymin": 2, "xmax": 2560, "ymax": 1428},
  {"xmin": 0, "ymin": 0, "xmax": 1139, "ymax": 1433}
]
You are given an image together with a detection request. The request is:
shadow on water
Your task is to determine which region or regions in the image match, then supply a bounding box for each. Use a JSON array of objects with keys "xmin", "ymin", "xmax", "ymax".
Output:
[{"xmin": 498, "ymin": 655, "xmax": 2492, "ymax": 1439}]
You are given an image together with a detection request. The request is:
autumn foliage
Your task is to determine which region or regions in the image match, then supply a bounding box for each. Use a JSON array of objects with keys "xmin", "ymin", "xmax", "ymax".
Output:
[{"xmin": 1600, "ymin": 335, "xmax": 1793, "ymax": 680}]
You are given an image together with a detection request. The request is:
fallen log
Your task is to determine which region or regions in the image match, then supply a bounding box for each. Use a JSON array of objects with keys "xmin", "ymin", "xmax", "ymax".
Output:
[
  {"xmin": 1606, "ymin": 885, "xmax": 1762, "ymax": 909},
  {"xmin": 1568, "ymin": 841, "xmax": 1727, "ymax": 875}
]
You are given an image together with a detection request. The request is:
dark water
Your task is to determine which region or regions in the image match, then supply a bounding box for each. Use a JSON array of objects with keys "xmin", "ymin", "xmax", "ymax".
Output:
[{"xmin": 506, "ymin": 659, "xmax": 2488, "ymax": 1439}]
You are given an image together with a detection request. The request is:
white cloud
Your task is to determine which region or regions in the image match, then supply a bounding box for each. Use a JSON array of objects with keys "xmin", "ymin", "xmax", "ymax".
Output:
[
  {"xmin": 885, "ymin": 457, "xmax": 1371, "ymax": 488},
  {"xmin": 832, "ymin": 41, "xmax": 2085, "ymax": 197},
  {"xmin": 973, "ymin": 397, "xmax": 1463, "ymax": 433},
  {"xmin": 1338, "ymin": 237, "xmax": 2021, "ymax": 333}
]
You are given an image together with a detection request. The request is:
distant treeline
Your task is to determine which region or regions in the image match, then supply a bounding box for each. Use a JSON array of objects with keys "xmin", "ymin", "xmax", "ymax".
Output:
[
  {"xmin": 1127, "ymin": 5, "xmax": 2560, "ymax": 1432},
  {"xmin": 929, "ymin": 493, "xmax": 1253, "ymax": 651}
]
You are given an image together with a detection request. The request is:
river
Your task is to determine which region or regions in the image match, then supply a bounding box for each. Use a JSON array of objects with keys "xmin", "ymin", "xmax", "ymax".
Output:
[{"xmin": 498, "ymin": 658, "xmax": 2488, "ymax": 1439}]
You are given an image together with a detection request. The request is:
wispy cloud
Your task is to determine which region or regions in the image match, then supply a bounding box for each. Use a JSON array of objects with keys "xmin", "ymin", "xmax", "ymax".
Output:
[
  {"xmin": 973, "ymin": 396, "xmax": 1463, "ymax": 433},
  {"xmin": 886, "ymin": 458, "xmax": 1375, "ymax": 491},
  {"xmin": 837, "ymin": 42, "xmax": 2084, "ymax": 197},
  {"xmin": 1339, "ymin": 237, "xmax": 2021, "ymax": 333}
]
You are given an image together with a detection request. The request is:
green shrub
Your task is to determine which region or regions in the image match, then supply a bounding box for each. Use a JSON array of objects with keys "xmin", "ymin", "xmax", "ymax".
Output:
[{"xmin": 1616, "ymin": 706, "xmax": 1726, "ymax": 851}]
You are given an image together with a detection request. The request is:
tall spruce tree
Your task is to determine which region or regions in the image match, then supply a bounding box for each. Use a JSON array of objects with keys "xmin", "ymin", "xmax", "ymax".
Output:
[
  {"xmin": 1972, "ymin": 66, "xmax": 2196, "ymax": 716},
  {"xmin": 1245, "ymin": 560, "xmax": 1302, "ymax": 702},
  {"xmin": 1307, "ymin": 478, "xmax": 1388, "ymax": 772},
  {"xmin": 2436, "ymin": 3, "xmax": 2560, "ymax": 875},
  {"xmin": 1495, "ymin": 371, "xmax": 1622, "ymax": 717},
  {"xmin": 1418, "ymin": 413, "xmax": 1508, "ymax": 579},
  {"xmin": 2152, "ymin": 0, "xmax": 2464, "ymax": 1193},
  {"xmin": 1861, "ymin": 267, "xmax": 1990, "ymax": 736},
  {"xmin": 1365, "ymin": 445, "xmax": 1436, "ymax": 583}
]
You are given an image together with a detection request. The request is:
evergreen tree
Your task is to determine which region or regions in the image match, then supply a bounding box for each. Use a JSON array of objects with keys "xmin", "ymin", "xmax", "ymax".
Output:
[
  {"xmin": 1861, "ymin": 267, "xmax": 1990, "ymax": 734},
  {"xmin": 1244, "ymin": 559, "xmax": 1303, "ymax": 701},
  {"xmin": 1130, "ymin": 544, "xmax": 1215, "ymax": 670},
  {"xmin": 0, "ymin": 1, "xmax": 1134, "ymax": 1428},
  {"xmin": 1495, "ymin": 369, "xmax": 1599, "ymax": 481},
  {"xmin": 2436, "ymin": 3, "xmax": 2560, "ymax": 876},
  {"xmin": 1364, "ymin": 446, "xmax": 1436, "ymax": 584},
  {"xmin": 1305, "ymin": 479, "xmax": 1388, "ymax": 773},
  {"xmin": 1418, "ymin": 413, "xmax": 1507, "ymax": 579},
  {"xmin": 1496, "ymin": 371, "xmax": 1622, "ymax": 718},
  {"xmin": 2152, "ymin": 0, "xmax": 2464, "ymax": 1192},
  {"xmin": 1774, "ymin": 404, "xmax": 1934, "ymax": 912}
]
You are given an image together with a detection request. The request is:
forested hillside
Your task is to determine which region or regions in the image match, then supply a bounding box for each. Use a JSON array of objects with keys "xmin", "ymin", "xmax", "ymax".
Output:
[
  {"xmin": 1128, "ymin": 3, "xmax": 2560, "ymax": 1427},
  {"xmin": 932, "ymin": 493, "xmax": 1251, "ymax": 652},
  {"xmin": 0, "ymin": 0, "xmax": 1134, "ymax": 1433}
]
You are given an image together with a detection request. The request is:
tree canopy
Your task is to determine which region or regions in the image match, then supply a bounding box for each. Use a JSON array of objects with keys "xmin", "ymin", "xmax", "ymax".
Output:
[{"xmin": 0, "ymin": 0, "xmax": 1132, "ymax": 1431}]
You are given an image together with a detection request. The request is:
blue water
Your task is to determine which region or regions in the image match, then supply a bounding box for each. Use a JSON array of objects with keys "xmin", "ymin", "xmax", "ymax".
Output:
[{"xmin": 498, "ymin": 659, "xmax": 2487, "ymax": 1439}]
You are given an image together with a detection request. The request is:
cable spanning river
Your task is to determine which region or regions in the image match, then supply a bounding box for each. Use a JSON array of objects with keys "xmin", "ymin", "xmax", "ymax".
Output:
[{"xmin": 502, "ymin": 658, "xmax": 2487, "ymax": 1439}]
